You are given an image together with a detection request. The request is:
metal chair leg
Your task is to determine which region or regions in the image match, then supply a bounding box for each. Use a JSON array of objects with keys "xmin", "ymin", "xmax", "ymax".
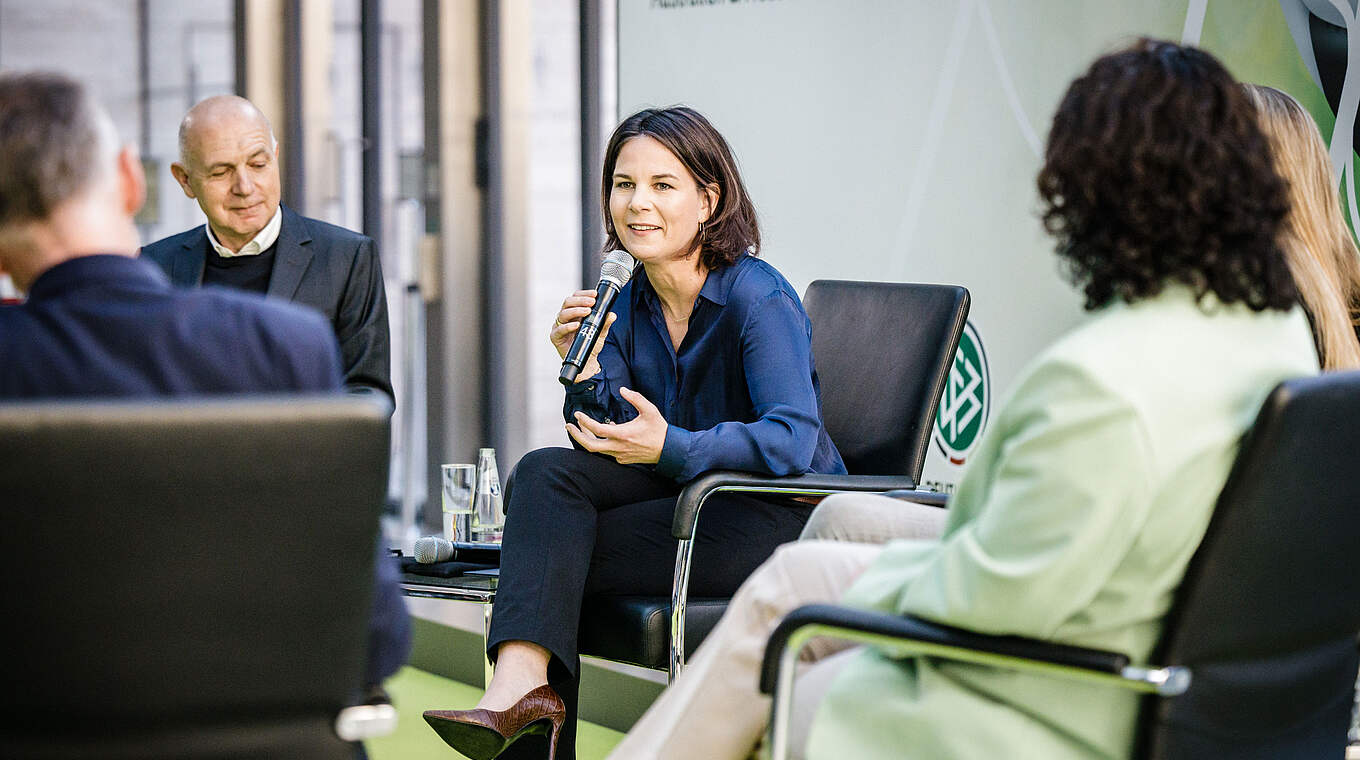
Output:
[{"xmin": 669, "ymin": 536, "xmax": 696, "ymax": 681}]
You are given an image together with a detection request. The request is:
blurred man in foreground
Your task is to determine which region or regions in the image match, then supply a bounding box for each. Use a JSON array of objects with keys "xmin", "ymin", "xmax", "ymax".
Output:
[{"xmin": 0, "ymin": 70, "xmax": 408, "ymax": 698}]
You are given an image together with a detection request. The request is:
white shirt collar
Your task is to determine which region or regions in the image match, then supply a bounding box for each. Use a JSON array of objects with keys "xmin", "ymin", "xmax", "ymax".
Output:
[{"xmin": 206, "ymin": 206, "xmax": 283, "ymax": 258}]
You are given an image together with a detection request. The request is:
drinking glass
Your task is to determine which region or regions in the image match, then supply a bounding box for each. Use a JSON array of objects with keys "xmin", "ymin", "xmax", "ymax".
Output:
[{"xmin": 440, "ymin": 463, "xmax": 476, "ymax": 542}]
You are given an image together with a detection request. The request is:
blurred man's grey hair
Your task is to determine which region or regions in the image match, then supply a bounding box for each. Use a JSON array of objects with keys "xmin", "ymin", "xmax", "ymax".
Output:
[{"xmin": 0, "ymin": 71, "xmax": 119, "ymax": 230}]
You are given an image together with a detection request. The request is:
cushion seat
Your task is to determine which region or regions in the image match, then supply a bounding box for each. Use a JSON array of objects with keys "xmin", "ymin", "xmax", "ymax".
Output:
[{"xmin": 580, "ymin": 595, "xmax": 730, "ymax": 670}]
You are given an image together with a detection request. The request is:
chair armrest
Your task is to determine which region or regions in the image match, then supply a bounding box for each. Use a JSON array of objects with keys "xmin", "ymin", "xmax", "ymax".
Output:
[
  {"xmin": 881, "ymin": 488, "xmax": 949, "ymax": 508},
  {"xmin": 334, "ymin": 686, "xmax": 398, "ymax": 741},
  {"xmin": 672, "ymin": 472, "xmax": 919, "ymax": 539},
  {"xmin": 758, "ymin": 603, "xmax": 1187, "ymax": 696},
  {"xmin": 758, "ymin": 605, "xmax": 1188, "ymax": 760}
]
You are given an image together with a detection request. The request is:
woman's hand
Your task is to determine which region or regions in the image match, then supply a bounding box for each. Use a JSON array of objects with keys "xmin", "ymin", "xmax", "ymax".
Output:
[
  {"xmin": 550, "ymin": 290, "xmax": 616, "ymax": 382},
  {"xmin": 566, "ymin": 387, "xmax": 667, "ymax": 464}
]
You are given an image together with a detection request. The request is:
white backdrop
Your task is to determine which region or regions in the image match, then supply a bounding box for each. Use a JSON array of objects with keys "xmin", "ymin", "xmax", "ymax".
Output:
[{"xmin": 618, "ymin": 0, "xmax": 1213, "ymax": 489}]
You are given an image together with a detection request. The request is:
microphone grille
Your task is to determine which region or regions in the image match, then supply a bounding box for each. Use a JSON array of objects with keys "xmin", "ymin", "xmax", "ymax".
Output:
[
  {"xmin": 599, "ymin": 250, "xmax": 636, "ymax": 288},
  {"xmin": 413, "ymin": 535, "xmax": 450, "ymax": 564}
]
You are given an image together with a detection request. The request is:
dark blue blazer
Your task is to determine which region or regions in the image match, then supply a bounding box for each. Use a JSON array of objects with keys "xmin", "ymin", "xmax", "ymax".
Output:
[
  {"xmin": 0, "ymin": 255, "xmax": 342, "ymax": 397},
  {"xmin": 140, "ymin": 205, "xmax": 393, "ymax": 401},
  {"xmin": 0, "ymin": 254, "xmax": 411, "ymax": 685}
]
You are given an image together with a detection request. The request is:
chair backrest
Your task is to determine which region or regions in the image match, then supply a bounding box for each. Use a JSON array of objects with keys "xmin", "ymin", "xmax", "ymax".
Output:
[
  {"xmin": 1138, "ymin": 371, "xmax": 1360, "ymax": 759},
  {"xmin": 803, "ymin": 280, "xmax": 970, "ymax": 481},
  {"xmin": 0, "ymin": 394, "xmax": 390, "ymax": 759}
]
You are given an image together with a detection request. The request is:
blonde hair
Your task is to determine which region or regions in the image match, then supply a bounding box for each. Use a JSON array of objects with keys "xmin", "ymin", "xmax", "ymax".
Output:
[{"xmin": 1245, "ymin": 84, "xmax": 1360, "ymax": 370}]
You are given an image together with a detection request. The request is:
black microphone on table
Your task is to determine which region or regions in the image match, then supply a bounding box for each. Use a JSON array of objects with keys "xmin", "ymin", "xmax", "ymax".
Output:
[{"xmin": 559, "ymin": 250, "xmax": 636, "ymax": 385}]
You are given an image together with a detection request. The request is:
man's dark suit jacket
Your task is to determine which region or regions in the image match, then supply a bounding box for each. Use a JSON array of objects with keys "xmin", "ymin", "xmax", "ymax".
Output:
[
  {"xmin": 140, "ymin": 205, "xmax": 393, "ymax": 401},
  {"xmin": 0, "ymin": 254, "xmax": 411, "ymax": 686}
]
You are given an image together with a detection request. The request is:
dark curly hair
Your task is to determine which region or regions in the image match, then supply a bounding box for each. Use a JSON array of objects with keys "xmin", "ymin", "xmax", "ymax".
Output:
[
  {"xmin": 1037, "ymin": 39, "xmax": 1296, "ymax": 311},
  {"xmin": 601, "ymin": 106, "xmax": 759, "ymax": 270}
]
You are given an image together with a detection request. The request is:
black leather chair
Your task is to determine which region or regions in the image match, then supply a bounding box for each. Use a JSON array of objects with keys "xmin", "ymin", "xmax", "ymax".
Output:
[
  {"xmin": 579, "ymin": 280, "xmax": 970, "ymax": 679},
  {"xmin": 759, "ymin": 371, "xmax": 1360, "ymax": 759},
  {"xmin": 0, "ymin": 395, "xmax": 396, "ymax": 759}
]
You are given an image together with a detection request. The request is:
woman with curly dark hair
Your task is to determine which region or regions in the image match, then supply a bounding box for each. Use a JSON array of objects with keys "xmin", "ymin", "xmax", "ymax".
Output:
[
  {"xmin": 422, "ymin": 106, "xmax": 844, "ymax": 760},
  {"xmin": 1037, "ymin": 41, "xmax": 1297, "ymax": 313},
  {"xmin": 602, "ymin": 40, "xmax": 1318, "ymax": 760}
]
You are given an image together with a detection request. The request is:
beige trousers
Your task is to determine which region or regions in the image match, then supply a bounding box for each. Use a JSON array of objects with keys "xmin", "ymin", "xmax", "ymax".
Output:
[
  {"xmin": 605, "ymin": 493, "xmax": 947, "ymax": 760},
  {"xmin": 798, "ymin": 491, "xmax": 948, "ymax": 544}
]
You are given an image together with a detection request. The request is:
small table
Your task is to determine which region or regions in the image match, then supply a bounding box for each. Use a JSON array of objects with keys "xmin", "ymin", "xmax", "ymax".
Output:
[{"xmin": 400, "ymin": 571, "xmax": 498, "ymax": 686}]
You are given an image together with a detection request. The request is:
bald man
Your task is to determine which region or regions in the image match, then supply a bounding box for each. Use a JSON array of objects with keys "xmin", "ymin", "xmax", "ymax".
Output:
[{"xmin": 141, "ymin": 95, "xmax": 393, "ymax": 402}]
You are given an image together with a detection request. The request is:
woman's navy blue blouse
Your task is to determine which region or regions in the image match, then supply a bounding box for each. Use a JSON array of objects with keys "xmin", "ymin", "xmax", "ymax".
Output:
[{"xmin": 564, "ymin": 254, "xmax": 846, "ymax": 483}]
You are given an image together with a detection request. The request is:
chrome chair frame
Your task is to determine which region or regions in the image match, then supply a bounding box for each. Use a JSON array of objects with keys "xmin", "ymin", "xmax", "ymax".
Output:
[
  {"xmin": 667, "ymin": 476, "xmax": 940, "ymax": 678},
  {"xmin": 759, "ymin": 604, "xmax": 1189, "ymax": 760}
]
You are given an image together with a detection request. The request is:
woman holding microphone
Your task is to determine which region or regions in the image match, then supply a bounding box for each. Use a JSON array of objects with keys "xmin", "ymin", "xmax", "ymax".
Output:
[{"xmin": 424, "ymin": 106, "xmax": 844, "ymax": 760}]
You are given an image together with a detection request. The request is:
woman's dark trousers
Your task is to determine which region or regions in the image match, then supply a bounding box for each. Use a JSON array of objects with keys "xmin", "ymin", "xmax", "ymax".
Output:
[{"xmin": 488, "ymin": 447, "xmax": 812, "ymax": 760}]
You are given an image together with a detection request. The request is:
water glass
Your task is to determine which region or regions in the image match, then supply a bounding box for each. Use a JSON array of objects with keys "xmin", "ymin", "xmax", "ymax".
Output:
[{"xmin": 440, "ymin": 463, "xmax": 475, "ymax": 542}]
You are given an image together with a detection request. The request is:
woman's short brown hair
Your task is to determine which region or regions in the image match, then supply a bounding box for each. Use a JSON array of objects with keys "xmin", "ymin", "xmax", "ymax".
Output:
[
  {"xmin": 601, "ymin": 106, "xmax": 760, "ymax": 270},
  {"xmin": 1038, "ymin": 39, "xmax": 1296, "ymax": 312}
]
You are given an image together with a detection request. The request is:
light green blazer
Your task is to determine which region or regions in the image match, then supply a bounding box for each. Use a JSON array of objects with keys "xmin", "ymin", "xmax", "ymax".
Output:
[{"xmin": 806, "ymin": 287, "xmax": 1319, "ymax": 760}]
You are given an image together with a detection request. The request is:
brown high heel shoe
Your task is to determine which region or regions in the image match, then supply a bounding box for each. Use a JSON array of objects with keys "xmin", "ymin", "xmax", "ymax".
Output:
[{"xmin": 423, "ymin": 684, "xmax": 566, "ymax": 760}]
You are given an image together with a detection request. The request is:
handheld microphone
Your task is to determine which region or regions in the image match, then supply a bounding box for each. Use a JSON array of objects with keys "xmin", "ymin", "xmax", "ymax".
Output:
[
  {"xmin": 412, "ymin": 536, "xmax": 502, "ymax": 565},
  {"xmin": 559, "ymin": 250, "xmax": 636, "ymax": 385},
  {"xmin": 413, "ymin": 535, "xmax": 456, "ymax": 563}
]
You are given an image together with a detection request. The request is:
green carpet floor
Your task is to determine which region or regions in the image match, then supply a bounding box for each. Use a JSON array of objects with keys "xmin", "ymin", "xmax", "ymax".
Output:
[{"xmin": 365, "ymin": 667, "xmax": 625, "ymax": 760}]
